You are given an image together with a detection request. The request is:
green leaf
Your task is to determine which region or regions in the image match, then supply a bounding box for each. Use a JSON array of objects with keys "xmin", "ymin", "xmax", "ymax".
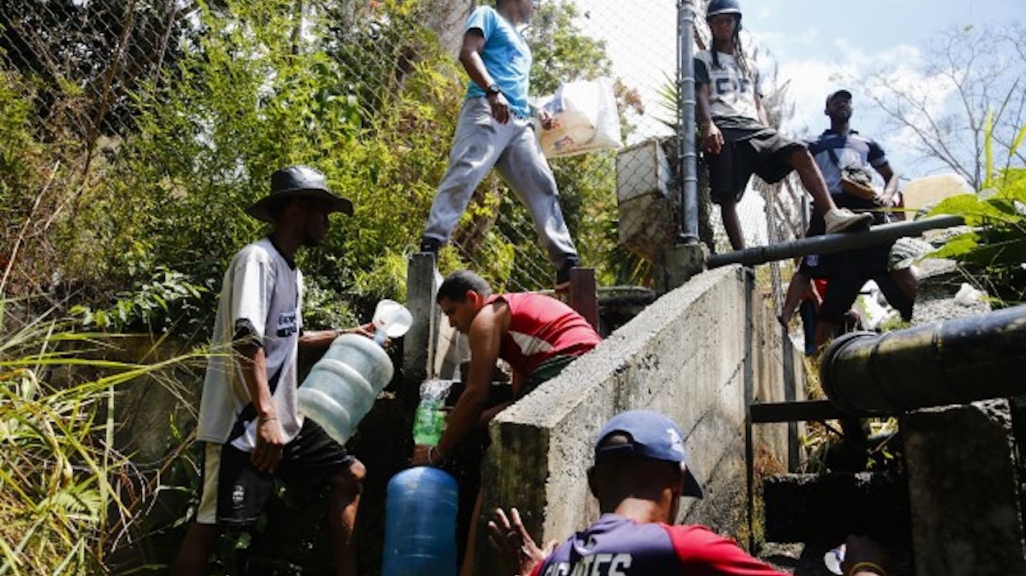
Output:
[{"xmin": 929, "ymin": 232, "xmax": 979, "ymax": 259}]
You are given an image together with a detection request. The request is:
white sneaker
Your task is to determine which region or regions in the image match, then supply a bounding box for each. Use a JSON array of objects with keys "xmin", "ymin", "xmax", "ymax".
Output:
[{"xmin": 823, "ymin": 208, "xmax": 873, "ymax": 234}]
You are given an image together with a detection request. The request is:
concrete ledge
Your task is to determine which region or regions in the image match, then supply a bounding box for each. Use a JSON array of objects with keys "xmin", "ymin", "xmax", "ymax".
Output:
[{"xmin": 480, "ymin": 265, "xmax": 760, "ymax": 572}]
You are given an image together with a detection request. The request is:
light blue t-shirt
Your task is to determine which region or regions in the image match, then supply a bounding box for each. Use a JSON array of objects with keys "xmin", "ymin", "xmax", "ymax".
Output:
[{"xmin": 464, "ymin": 6, "xmax": 532, "ymax": 118}]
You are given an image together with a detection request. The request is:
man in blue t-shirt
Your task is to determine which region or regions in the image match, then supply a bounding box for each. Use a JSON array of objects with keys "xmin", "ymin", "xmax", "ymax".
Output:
[{"xmin": 419, "ymin": 0, "xmax": 581, "ymax": 290}]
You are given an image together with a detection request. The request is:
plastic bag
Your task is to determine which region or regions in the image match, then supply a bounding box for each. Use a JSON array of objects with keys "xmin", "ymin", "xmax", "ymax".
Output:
[{"xmin": 535, "ymin": 77, "xmax": 622, "ymax": 158}]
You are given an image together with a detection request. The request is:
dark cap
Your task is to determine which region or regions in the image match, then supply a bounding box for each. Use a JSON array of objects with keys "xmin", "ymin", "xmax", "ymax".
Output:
[
  {"xmin": 594, "ymin": 410, "xmax": 704, "ymax": 498},
  {"xmin": 246, "ymin": 165, "xmax": 354, "ymax": 223},
  {"xmin": 826, "ymin": 89, "xmax": 853, "ymax": 106}
]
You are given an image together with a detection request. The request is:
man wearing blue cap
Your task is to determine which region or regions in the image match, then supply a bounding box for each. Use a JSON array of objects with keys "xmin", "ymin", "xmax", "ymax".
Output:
[{"xmin": 489, "ymin": 410, "xmax": 891, "ymax": 576}]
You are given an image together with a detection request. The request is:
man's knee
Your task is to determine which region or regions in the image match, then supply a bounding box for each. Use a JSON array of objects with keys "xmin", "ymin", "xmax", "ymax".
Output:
[{"xmin": 330, "ymin": 459, "xmax": 365, "ymax": 496}]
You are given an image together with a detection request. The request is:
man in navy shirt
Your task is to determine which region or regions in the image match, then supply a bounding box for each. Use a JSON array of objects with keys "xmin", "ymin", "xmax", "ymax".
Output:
[
  {"xmin": 489, "ymin": 410, "xmax": 891, "ymax": 576},
  {"xmin": 784, "ymin": 90, "xmax": 917, "ymax": 351}
]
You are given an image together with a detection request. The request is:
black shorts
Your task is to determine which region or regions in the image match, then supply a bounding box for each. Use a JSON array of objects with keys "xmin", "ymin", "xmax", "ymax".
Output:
[
  {"xmin": 195, "ymin": 419, "xmax": 358, "ymax": 526},
  {"xmin": 705, "ymin": 123, "xmax": 803, "ymax": 205},
  {"xmin": 815, "ymin": 263, "xmax": 914, "ymax": 325},
  {"xmin": 798, "ymin": 206, "xmax": 912, "ymax": 324}
]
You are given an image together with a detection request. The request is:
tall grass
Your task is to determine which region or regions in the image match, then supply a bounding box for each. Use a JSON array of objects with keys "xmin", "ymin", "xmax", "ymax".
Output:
[{"xmin": 0, "ymin": 298, "xmax": 206, "ymax": 574}]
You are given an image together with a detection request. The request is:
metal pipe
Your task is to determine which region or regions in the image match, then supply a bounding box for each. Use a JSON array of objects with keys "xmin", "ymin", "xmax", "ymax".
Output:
[
  {"xmin": 706, "ymin": 215, "xmax": 964, "ymax": 268},
  {"xmin": 676, "ymin": 0, "xmax": 699, "ymax": 244},
  {"xmin": 819, "ymin": 305, "xmax": 1026, "ymax": 415}
]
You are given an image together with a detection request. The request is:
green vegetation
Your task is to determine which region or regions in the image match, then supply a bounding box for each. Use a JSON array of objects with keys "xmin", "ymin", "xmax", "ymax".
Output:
[
  {"xmin": 928, "ymin": 123, "xmax": 1026, "ymax": 305},
  {"xmin": 0, "ymin": 299, "xmax": 206, "ymax": 573},
  {"xmin": 1, "ymin": 0, "xmax": 630, "ymax": 571}
]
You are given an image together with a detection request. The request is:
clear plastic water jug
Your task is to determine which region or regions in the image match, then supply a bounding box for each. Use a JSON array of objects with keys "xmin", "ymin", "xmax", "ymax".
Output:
[
  {"xmin": 382, "ymin": 466, "xmax": 458, "ymax": 576},
  {"xmin": 297, "ymin": 333, "xmax": 394, "ymax": 446}
]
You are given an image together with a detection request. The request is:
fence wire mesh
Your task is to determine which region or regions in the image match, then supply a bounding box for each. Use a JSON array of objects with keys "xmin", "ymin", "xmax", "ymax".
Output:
[{"xmin": 0, "ymin": 0, "xmax": 801, "ymax": 303}]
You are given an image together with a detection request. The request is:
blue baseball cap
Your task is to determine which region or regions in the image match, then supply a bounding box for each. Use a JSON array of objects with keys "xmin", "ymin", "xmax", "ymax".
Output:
[{"xmin": 594, "ymin": 410, "xmax": 704, "ymax": 498}]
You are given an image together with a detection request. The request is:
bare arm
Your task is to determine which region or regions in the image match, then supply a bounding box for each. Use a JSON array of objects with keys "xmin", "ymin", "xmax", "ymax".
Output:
[
  {"xmin": 697, "ymin": 83, "xmax": 723, "ymax": 155},
  {"xmin": 298, "ymin": 323, "xmax": 374, "ymax": 351},
  {"xmin": 236, "ymin": 341, "xmax": 286, "ymax": 473},
  {"xmin": 413, "ymin": 302, "xmax": 507, "ymax": 465},
  {"xmin": 459, "ymin": 29, "xmax": 511, "ymax": 124},
  {"xmin": 875, "ymin": 162, "xmax": 900, "ymax": 205}
]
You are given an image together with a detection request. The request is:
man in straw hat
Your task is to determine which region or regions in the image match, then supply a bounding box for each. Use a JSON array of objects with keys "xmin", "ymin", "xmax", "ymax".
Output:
[
  {"xmin": 174, "ymin": 165, "xmax": 370, "ymax": 576},
  {"xmin": 489, "ymin": 409, "xmax": 892, "ymax": 576}
]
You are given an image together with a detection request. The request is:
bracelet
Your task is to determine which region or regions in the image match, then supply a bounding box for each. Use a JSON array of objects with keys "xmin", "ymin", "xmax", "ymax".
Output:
[{"xmin": 847, "ymin": 562, "xmax": 887, "ymax": 576}]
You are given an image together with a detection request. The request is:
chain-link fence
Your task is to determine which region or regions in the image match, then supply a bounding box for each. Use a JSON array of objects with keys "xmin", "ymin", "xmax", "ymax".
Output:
[{"xmin": 1, "ymin": 0, "xmax": 805, "ymax": 308}]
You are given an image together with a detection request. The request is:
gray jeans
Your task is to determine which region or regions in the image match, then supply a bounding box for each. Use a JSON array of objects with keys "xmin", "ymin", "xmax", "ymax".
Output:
[{"xmin": 423, "ymin": 97, "xmax": 578, "ymax": 265}]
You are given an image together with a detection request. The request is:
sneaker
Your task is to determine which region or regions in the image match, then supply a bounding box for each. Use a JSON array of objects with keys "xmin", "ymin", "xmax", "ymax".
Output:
[
  {"xmin": 823, "ymin": 208, "xmax": 873, "ymax": 234},
  {"xmin": 419, "ymin": 237, "xmax": 441, "ymax": 254},
  {"xmin": 554, "ymin": 256, "xmax": 581, "ymax": 291}
]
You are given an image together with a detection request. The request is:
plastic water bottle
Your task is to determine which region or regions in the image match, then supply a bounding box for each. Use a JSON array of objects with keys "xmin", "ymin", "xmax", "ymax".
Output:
[
  {"xmin": 381, "ymin": 467, "xmax": 459, "ymax": 576},
  {"xmin": 297, "ymin": 333, "xmax": 394, "ymax": 446},
  {"xmin": 412, "ymin": 399, "xmax": 446, "ymax": 445}
]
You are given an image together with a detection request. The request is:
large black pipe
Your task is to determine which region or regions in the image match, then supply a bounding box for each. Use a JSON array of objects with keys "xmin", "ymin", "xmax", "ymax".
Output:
[
  {"xmin": 820, "ymin": 305, "xmax": 1026, "ymax": 415},
  {"xmin": 707, "ymin": 215, "xmax": 964, "ymax": 268}
]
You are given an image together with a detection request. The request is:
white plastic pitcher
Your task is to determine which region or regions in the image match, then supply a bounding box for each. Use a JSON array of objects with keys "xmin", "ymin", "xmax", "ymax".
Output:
[
  {"xmin": 372, "ymin": 299, "xmax": 413, "ymax": 344},
  {"xmin": 298, "ymin": 333, "xmax": 394, "ymax": 446}
]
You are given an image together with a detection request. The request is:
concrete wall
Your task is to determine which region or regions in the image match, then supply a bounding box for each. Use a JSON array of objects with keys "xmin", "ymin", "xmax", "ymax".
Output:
[{"xmin": 478, "ymin": 265, "xmax": 801, "ymax": 573}]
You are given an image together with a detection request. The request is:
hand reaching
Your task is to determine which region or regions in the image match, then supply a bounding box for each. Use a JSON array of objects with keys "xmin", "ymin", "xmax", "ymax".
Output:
[{"xmin": 487, "ymin": 507, "xmax": 556, "ymax": 576}]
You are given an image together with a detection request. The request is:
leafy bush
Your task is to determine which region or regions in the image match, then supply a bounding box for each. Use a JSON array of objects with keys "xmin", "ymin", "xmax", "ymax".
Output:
[
  {"xmin": 70, "ymin": 265, "xmax": 213, "ymax": 335},
  {"xmin": 928, "ymin": 122, "xmax": 1026, "ymax": 305}
]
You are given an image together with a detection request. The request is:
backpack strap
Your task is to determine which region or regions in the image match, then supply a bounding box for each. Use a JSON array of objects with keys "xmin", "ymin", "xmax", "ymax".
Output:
[{"xmin": 826, "ymin": 145, "xmax": 843, "ymax": 167}]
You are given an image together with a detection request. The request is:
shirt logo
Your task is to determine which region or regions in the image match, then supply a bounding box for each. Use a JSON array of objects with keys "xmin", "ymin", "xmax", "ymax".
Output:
[
  {"xmin": 276, "ymin": 309, "xmax": 298, "ymax": 338},
  {"xmin": 232, "ymin": 484, "xmax": 246, "ymax": 508},
  {"xmin": 666, "ymin": 427, "xmax": 685, "ymax": 458}
]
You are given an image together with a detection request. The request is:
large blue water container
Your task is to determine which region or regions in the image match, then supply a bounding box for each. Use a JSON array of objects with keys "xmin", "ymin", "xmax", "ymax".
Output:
[{"xmin": 381, "ymin": 466, "xmax": 459, "ymax": 576}]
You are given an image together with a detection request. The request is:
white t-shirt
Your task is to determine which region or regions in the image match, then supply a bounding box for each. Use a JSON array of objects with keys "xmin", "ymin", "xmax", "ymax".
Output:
[
  {"xmin": 196, "ymin": 237, "xmax": 304, "ymax": 451},
  {"xmin": 694, "ymin": 49, "xmax": 763, "ymax": 123}
]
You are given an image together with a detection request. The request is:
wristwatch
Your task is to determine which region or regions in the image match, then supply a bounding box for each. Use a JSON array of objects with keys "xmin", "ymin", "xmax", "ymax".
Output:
[{"xmin": 485, "ymin": 83, "xmax": 501, "ymax": 98}]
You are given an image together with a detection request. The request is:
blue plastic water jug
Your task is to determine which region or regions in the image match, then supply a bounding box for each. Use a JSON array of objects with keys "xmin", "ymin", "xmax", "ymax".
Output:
[
  {"xmin": 381, "ymin": 466, "xmax": 459, "ymax": 576},
  {"xmin": 297, "ymin": 333, "xmax": 394, "ymax": 446}
]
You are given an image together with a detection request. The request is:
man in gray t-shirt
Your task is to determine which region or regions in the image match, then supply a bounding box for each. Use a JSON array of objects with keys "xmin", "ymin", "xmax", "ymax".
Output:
[{"xmin": 174, "ymin": 166, "xmax": 371, "ymax": 576}]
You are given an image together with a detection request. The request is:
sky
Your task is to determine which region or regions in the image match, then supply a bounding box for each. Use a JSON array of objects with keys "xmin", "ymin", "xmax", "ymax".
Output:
[
  {"xmin": 566, "ymin": 0, "xmax": 1023, "ymax": 245},
  {"xmin": 572, "ymin": 0, "xmax": 1025, "ymax": 179}
]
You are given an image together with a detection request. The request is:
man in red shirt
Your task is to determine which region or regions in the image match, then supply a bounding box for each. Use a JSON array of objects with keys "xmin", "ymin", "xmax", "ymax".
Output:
[
  {"xmin": 412, "ymin": 270, "xmax": 600, "ymax": 468},
  {"xmin": 410, "ymin": 270, "xmax": 600, "ymax": 574}
]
